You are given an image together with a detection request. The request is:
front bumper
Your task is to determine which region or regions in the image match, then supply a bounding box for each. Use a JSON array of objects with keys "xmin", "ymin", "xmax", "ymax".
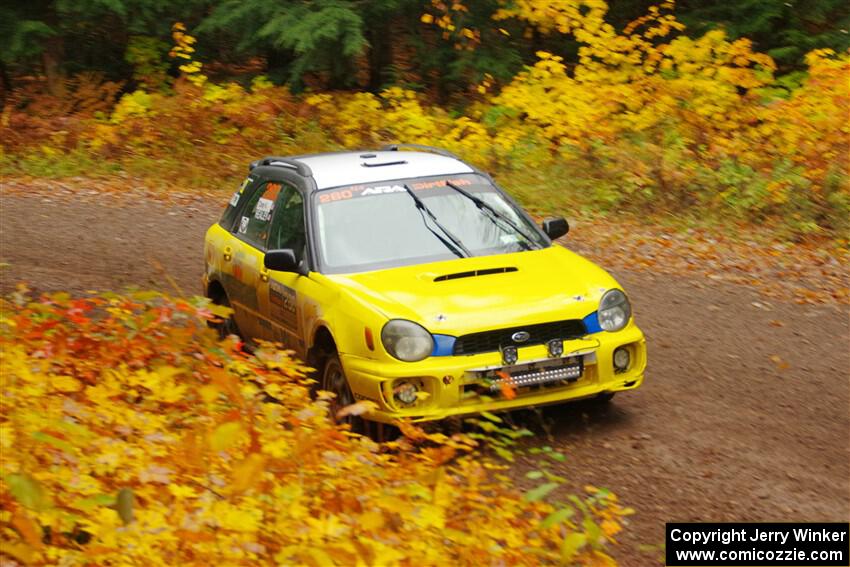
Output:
[{"xmin": 341, "ymin": 324, "xmax": 646, "ymax": 423}]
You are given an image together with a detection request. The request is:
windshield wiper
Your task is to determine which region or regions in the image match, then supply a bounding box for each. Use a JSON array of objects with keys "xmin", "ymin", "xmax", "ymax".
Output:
[
  {"xmin": 444, "ymin": 180, "xmax": 540, "ymax": 250},
  {"xmin": 402, "ymin": 184, "xmax": 471, "ymax": 259}
]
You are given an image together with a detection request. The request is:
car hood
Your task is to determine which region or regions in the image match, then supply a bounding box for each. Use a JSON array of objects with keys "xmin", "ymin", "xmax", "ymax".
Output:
[{"xmin": 325, "ymin": 245, "xmax": 619, "ymax": 336}]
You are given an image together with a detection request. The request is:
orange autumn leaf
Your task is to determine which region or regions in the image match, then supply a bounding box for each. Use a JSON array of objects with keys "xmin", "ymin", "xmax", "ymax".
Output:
[
  {"xmin": 230, "ymin": 453, "xmax": 266, "ymax": 494},
  {"xmin": 770, "ymin": 354, "xmax": 790, "ymax": 370},
  {"xmin": 496, "ymin": 370, "xmax": 517, "ymax": 400},
  {"xmin": 11, "ymin": 511, "xmax": 43, "ymax": 550}
]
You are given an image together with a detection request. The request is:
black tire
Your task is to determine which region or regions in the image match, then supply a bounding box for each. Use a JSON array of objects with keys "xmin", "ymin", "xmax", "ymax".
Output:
[
  {"xmin": 319, "ymin": 353, "xmax": 398, "ymax": 440},
  {"xmin": 321, "ymin": 354, "xmax": 358, "ymax": 427},
  {"xmin": 209, "ymin": 293, "xmax": 241, "ymax": 340}
]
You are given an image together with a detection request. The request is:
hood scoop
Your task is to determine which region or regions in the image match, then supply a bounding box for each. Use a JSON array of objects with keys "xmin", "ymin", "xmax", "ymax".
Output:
[{"xmin": 433, "ymin": 267, "xmax": 518, "ymax": 282}]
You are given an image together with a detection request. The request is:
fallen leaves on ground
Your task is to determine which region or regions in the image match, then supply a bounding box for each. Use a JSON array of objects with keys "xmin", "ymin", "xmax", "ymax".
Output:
[
  {"xmin": 562, "ymin": 218, "xmax": 848, "ymax": 306},
  {"xmin": 0, "ymin": 289, "xmax": 629, "ymax": 565}
]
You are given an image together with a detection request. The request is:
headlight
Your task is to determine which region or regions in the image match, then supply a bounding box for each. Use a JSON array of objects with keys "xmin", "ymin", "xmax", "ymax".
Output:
[
  {"xmin": 598, "ymin": 289, "xmax": 631, "ymax": 332},
  {"xmin": 381, "ymin": 320, "xmax": 434, "ymax": 362}
]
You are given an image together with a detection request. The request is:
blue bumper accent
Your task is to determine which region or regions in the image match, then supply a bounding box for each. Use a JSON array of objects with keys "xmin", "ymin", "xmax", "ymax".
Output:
[
  {"xmin": 432, "ymin": 334, "xmax": 456, "ymax": 357},
  {"xmin": 583, "ymin": 311, "xmax": 602, "ymax": 334}
]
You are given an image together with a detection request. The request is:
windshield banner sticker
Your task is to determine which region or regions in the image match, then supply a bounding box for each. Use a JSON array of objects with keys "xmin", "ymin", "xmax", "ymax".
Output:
[
  {"xmin": 318, "ymin": 177, "xmax": 475, "ymax": 204},
  {"xmin": 411, "ymin": 178, "xmax": 472, "ymax": 190}
]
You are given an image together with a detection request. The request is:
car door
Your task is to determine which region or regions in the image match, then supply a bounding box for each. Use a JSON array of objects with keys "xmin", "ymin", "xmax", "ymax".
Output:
[
  {"xmin": 255, "ymin": 182, "xmax": 315, "ymax": 357},
  {"xmin": 225, "ymin": 179, "xmax": 283, "ymax": 340}
]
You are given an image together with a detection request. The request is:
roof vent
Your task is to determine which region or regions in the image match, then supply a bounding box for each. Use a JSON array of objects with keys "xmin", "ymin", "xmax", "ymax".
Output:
[
  {"xmin": 361, "ymin": 160, "xmax": 407, "ymax": 168},
  {"xmin": 434, "ymin": 267, "xmax": 518, "ymax": 282}
]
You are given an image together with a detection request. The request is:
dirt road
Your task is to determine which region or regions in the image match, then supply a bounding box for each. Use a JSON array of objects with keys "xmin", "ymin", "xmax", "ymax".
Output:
[{"xmin": 1, "ymin": 183, "xmax": 848, "ymax": 564}]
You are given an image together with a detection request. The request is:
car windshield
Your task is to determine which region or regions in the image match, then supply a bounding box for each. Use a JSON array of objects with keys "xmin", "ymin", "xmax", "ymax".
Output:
[{"xmin": 313, "ymin": 174, "xmax": 548, "ymax": 273}]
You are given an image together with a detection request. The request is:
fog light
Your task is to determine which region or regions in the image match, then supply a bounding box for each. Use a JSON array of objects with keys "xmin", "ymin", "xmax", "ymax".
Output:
[
  {"xmin": 547, "ymin": 339, "xmax": 564, "ymax": 358},
  {"xmin": 613, "ymin": 347, "xmax": 630, "ymax": 372},
  {"xmin": 501, "ymin": 345, "xmax": 518, "ymax": 366},
  {"xmin": 394, "ymin": 381, "xmax": 419, "ymax": 405}
]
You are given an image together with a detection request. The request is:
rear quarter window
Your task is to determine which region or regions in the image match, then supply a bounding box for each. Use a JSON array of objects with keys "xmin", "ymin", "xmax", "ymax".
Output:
[
  {"xmin": 220, "ymin": 177, "xmax": 257, "ymax": 230},
  {"xmin": 233, "ymin": 181, "xmax": 284, "ymax": 249}
]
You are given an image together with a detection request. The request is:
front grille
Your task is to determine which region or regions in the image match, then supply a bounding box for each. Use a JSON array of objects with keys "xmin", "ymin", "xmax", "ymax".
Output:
[{"xmin": 453, "ymin": 319, "xmax": 586, "ymax": 356}]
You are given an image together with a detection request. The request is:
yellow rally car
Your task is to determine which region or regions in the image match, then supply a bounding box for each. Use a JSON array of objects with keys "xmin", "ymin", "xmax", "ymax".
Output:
[{"xmin": 204, "ymin": 144, "xmax": 645, "ymax": 423}]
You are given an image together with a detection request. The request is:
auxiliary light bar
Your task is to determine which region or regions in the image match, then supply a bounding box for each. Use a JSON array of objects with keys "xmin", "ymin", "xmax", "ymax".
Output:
[{"xmin": 488, "ymin": 365, "xmax": 581, "ymax": 391}]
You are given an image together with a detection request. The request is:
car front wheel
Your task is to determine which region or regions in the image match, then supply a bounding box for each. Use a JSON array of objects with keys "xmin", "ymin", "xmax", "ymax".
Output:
[
  {"xmin": 321, "ymin": 354, "xmax": 356, "ymax": 424},
  {"xmin": 319, "ymin": 353, "xmax": 397, "ymax": 440}
]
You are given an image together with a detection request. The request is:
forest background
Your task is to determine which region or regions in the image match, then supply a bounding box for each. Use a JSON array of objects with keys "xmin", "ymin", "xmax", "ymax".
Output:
[{"xmin": 1, "ymin": 0, "xmax": 848, "ymax": 240}]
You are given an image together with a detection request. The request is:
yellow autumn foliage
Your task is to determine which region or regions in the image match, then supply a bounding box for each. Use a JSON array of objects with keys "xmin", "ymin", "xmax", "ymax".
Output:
[
  {"xmin": 307, "ymin": 1, "xmax": 849, "ymax": 235},
  {"xmin": 0, "ymin": 290, "xmax": 630, "ymax": 565}
]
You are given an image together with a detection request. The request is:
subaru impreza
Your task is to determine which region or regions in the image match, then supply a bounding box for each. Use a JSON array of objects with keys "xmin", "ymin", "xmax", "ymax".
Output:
[{"xmin": 203, "ymin": 145, "xmax": 646, "ymax": 423}]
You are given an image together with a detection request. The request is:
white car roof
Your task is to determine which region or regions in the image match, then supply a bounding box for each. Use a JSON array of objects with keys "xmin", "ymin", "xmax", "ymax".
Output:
[{"xmin": 293, "ymin": 151, "xmax": 475, "ymax": 189}]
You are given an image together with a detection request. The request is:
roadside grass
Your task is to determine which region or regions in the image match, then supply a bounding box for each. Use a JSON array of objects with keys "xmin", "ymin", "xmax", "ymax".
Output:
[{"xmin": 4, "ymin": 148, "xmax": 847, "ymax": 255}]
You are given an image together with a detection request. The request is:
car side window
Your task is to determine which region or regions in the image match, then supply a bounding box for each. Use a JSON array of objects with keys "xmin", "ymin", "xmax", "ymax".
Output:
[
  {"xmin": 267, "ymin": 185, "xmax": 306, "ymax": 265},
  {"xmin": 233, "ymin": 181, "xmax": 283, "ymax": 249},
  {"xmin": 220, "ymin": 177, "xmax": 259, "ymax": 231}
]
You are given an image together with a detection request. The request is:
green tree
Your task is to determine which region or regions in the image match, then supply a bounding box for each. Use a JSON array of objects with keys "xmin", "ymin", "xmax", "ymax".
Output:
[
  {"xmin": 412, "ymin": 0, "xmax": 525, "ymax": 101},
  {"xmin": 0, "ymin": 2, "xmax": 62, "ymax": 95},
  {"xmin": 198, "ymin": 0, "xmax": 372, "ymax": 89},
  {"xmin": 0, "ymin": 0, "xmax": 208, "ymax": 94},
  {"xmin": 676, "ymin": 0, "xmax": 850, "ymax": 71},
  {"xmin": 0, "ymin": 7, "xmax": 49, "ymax": 98}
]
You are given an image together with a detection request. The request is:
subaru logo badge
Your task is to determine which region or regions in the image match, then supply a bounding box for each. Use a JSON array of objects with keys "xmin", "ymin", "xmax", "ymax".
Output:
[{"xmin": 511, "ymin": 331, "xmax": 530, "ymax": 343}]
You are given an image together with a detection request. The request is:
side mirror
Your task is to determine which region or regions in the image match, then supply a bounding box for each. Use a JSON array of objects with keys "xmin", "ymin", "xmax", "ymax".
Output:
[
  {"xmin": 264, "ymin": 249, "xmax": 299, "ymax": 273},
  {"xmin": 542, "ymin": 217, "xmax": 569, "ymax": 240}
]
